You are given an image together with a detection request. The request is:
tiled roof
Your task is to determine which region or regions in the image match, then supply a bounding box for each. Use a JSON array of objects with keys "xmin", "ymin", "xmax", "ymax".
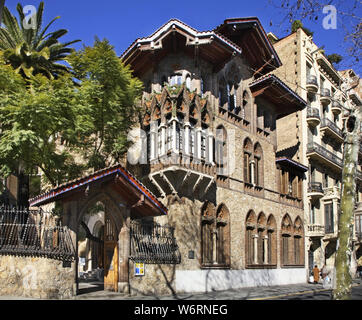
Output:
[{"xmin": 29, "ymin": 164, "xmax": 167, "ymax": 215}]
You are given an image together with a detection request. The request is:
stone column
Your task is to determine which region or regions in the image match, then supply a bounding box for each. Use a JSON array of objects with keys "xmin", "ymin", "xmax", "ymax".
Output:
[
  {"xmin": 161, "ymin": 124, "xmax": 166, "ymax": 156},
  {"xmin": 196, "ymin": 127, "xmax": 202, "ymax": 160},
  {"xmin": 150, "ymin": 121, "xmax": 157, "ymax": 160},
  {"xmin": 118, "ymin": 209, "xmax": 130, "ymax": 293},
  {"xmin": 253, "ymin": 235, "xmax": 258, "ymax": 264},
  {"xmin": 184, "ymin": 122, "xmax": 190, "ymax": 156},
  {"xmin": 208, "ymin": 132, "xmax": 214, "ymax": 164},
  {"xmin": 264, "ymin": 236, "xmax": 269, "ymax": 264},
  {"xmin": 172, "ymin": 118, "xmax": 177, "ymax": 153},
  {"xmin": 250, "ymin": 160, "xmax": 255, "ymax": 185},
  {"xmin": 212, "ymin": 229, "xmax": 218, "ymax": 264}
]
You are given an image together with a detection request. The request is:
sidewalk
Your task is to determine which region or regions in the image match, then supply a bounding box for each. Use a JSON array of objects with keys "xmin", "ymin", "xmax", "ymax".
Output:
[
  {"xmin": 74, "ymin": 279, "xmax": 362, "ymax": 300},
  {"xmin": 0, "ymin": 279, "xmax": 360, "ymax": 300}
]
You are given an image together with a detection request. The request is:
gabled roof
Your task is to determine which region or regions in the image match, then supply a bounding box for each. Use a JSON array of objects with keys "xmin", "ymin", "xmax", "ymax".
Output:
[
  {"xmin": 121, "ymin": 19, "xmax": 242, "ymax": 77},
  {"xmin": 215, "ymin": 17, "xmax": 282, "ymax": 76},
  {"xmin": 29, "ymin": 164, "xmax": 168, "ymax": 217}
]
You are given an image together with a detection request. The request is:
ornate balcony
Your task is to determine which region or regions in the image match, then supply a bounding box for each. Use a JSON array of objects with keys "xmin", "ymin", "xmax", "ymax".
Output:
[
  {"xmin": 320, "ymin": 117, "xmax": 344, "ymax": 143},
  {"xmin": 306, "ymin": 75, "xmax": 318, "ymax": 93},
  {"xmin": 331, "ymin": 100, "xmax": 342, "ymax": 115},
  {"xmin": 307, "ymin": 142, "xmax": 343, "ymax": 171},
  {"xmin": 306, "ymin": 107, "xmax": 320, "ymax": 127},
  {"xmin": 307, "ymin": 224, "xmax": 325, "ymax": 237},
  {"xmin": 307, "ymin": 182, "xmax": 324, "ymax": 200},
  {"xmin": 320, "ymin": 88, "xmax": 331, "ymax": 106}
]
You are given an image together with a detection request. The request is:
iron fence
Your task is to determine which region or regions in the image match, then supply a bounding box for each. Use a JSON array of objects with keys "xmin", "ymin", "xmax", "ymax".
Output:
[
  {"xmin": 130, "ymin": 219, "xmax": 181, "ymax": 264},
  {"xmin": 0, "ymin": 206, "xmax": 75, "ymax": 262}
]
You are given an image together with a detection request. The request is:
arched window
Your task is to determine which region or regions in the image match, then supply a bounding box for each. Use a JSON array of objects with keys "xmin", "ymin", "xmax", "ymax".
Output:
[
  {"xmin": 201, "ymin": 202, "xmax": 215, "ymax": 265},
  {"xmin": 170, "ymin": 74, "xmax": 182, "ymax": 86},
  {"xmin": 246, "ymin": 210, "xmax": 257, "ymax": 266},
  {"xmin": 201, "ymin": 203, "xmax": 230, "ymax": 266},
  {"xmin": 281, "ymin": 214, "xmax": 293, "ymax": 266},
  {"xmin": 243, "ymin": 138, "xmax": 253, "ymax": 184},
  {"xmin": 293, "ymin": 216, "xmax": 304, "ymax": 265},
  {"xmin": 267, "ymin": 215, "xmax": 277, "ymax": 265},
  {"xmin": 219, "ymin": 79, "xmax": 227, "ymax": 108},
  {"xmin": 216, "ymin": 204, "xmax": 230, "ymax": 266},
  {"xmin": 257, "ymin": 212, "xmax": 267, "ymax": 264},
  {"xmin": 186, "ymin": 74, "xmax": 191, "ymax": 90},
  {"xmin": 216, "ymin": 126, "xmax": 227, "ymax": 175},
  {"xmin": 254, "ymin": 143, "xmax": 263, "ymax": 187},
  {"xmin": 242, "ymin": 90, "xmax": 251, "ymax": 124}
]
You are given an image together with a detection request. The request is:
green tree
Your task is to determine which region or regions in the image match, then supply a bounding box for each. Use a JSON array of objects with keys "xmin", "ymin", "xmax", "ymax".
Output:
[
  {"xmin": 0, "ymin": 2, "xmax": 80, "ymax": 79},
  {"xmin": 67, "ymin": 38, "xmax": 143, "ymax": 171},
  {"xmin": 327, "ymin": 53, "xmax": 343, "ymax": 66},
  {"xmin": 0, "ymin": 54, "xmax": 83, "ymax": 187},
  {"xmin": 291, "ymin": 19, "xmax": 314, "ymax": 36},
  {"xmin": 0, "ymin": 39, "xmax": 143, "ymax": 189}
]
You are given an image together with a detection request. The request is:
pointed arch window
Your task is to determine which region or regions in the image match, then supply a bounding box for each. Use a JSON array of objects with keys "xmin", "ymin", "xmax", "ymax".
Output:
[
  {"xmin": 245, "ymin": 210, "xmax": 257, "ymax": 266},
  {"xmin": 216, "ymin": 126, "xmax": 227, "ymax": 175},
  {"xmin": 201, "ymin": 203, "xmax": 230, "ymax": 267}
]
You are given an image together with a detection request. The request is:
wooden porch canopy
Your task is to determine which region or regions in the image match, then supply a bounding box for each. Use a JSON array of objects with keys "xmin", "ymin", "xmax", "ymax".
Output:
[
  {"xmin": 249, "ymin": 74, "xmax": 307, "ymax": 118},
  {"xmin": 215, "ymin": 17, "xmax": 282, "ymax": 76},
  {"xmin": 29, "ymin": 164, "xmax": 168, "ymax": 218},
  {"xmin": 120, "ymin": 18, "xmax": 242, "ymax": 77}
]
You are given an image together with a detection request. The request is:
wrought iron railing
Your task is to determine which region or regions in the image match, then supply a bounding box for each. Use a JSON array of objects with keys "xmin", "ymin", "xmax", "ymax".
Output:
[
  {"xmin": 130, "ymin": 219, "xmax": 181, "ymax": 264},
  {"xmin": 307, "ymin": 224, "xmax": 325, "ymax": 234},
  {"xmin": 0, "ymin": 206, "xmax": 75, "ymax": 262},
  {"xmin": 308, "ymin": 182, "xmax": 323, "ymax": 193},
  {"xmin": 307, "ymin": 107, "xmax": 320, "ymax": 119},
  {"xmin": 307, "ymin": 142, "xmax": 343, "ymax": 168},
  {"xmin": 320, "ymin": 117, "xmax": 343, "ymax": 137}
]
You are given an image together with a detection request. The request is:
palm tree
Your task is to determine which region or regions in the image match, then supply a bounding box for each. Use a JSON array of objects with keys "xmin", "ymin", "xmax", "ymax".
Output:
[{"xmin": 0, "ymin": 1, "xmax": 80, "ymax": 79}]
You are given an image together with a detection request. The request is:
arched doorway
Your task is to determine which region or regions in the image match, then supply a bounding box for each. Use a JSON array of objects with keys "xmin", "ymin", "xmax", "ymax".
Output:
[{"xmin": 77, "ymin": 200, "xmax": 119, "ymax": 293}]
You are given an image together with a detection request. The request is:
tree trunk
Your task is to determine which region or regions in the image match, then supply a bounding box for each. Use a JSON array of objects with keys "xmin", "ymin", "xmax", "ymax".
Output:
[
  {"xmin": 333, "ymin": 109, "xmax": 361, "ymax": 300},
  {"xmin": 0, "ymin": 0, "xmax": 5, "ymax": 25}
]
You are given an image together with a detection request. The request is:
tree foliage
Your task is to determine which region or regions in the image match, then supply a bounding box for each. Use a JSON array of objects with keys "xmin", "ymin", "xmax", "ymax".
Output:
[
  {"xmin": 0, "ymin": 39, "xmax": 143, "ymax": 188},
  {"xmin": 291, "ymin": 19, "xmax": 314, "ymax": 36},
  {"xmin": 67, "ymin": 38, "xmax": 143, "ymax": 171}
]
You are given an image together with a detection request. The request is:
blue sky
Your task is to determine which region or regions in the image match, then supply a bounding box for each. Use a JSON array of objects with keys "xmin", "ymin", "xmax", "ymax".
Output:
[{"xmin": 5, "ymin": 0, "xmax": 361, "ymax": 73}]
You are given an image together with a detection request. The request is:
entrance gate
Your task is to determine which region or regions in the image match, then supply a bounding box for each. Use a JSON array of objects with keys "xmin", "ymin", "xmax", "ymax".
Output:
[{"xmin": 104, "ymin": 213, "xmax": 118, "ymax": 291}]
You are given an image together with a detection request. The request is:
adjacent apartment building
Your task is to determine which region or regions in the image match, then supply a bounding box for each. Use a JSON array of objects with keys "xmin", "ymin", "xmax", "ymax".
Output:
[
  {"xmin": 269, "ymin": 28, "xmax": 362, "ymax": 276},
  {"xmin": 123, "ymin": 17, "xmax": 309, "ymax": 294}
]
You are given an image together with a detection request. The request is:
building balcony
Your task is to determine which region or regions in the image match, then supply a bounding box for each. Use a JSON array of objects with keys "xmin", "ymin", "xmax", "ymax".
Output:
[
  {"xmin": 143, "ymin": 152, "xmax": 216, "ymax": 200},
  {"xmin": 331, "ymin": 100, "xmax": 342, "ymax": 115},
  {"xmin": 307, "ymin": 224, "xmax": 325, "ymax": 237},
  {"xmin": 306, "ymin": 107, "xmax": 321, "ymax": 127},
  {"xmin": 306, "ymin": 75, "xmax": 318, "ymax": 93},
  {"xmin": 307, "ymin": 182, "xmax": 324, "ymax": 200},
  {"xmin": 320, "ymin": 88, "xmax": 332, "ymax": 106},
  {"xmin": 307, "ymin": 142, "xmax": 343, "ymax": 171},
  {"xmin": 320, "ymin": 117, "xmax": 344, "ymax": 143}
]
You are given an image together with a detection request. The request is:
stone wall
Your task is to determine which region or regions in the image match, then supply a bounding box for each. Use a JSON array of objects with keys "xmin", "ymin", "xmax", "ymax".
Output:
[
  {"xmin": 129, "ymin": 261, "xmax": 176, "ymax": 296},
  {"xmin": 0, "ymin": 255, "xmax": 74, "ymax": 299}
]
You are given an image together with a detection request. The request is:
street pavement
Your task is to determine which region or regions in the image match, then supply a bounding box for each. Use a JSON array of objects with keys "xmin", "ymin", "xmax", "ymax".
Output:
[
  {"xmin": 0, "ymin": 279, "xmax": 361, "ymax": 300},
  {"xmin": 72, "ymin": 278, "xmax": 362, "ymax": 300}
]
